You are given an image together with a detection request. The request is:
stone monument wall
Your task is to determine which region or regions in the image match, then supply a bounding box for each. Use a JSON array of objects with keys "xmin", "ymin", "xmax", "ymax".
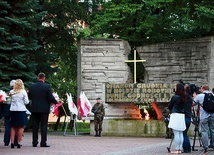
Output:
[
  {"xmin": 79, "ymin": 36, "xmax": 214, "ymax": 103},
  {"xmin": 78, "ymin": 39, "xmax": 132, "ymax": 103},
  {"xmin": 78, "ymin": 39, "xmax": 142, "ymax": 120},
  {"xmin": 137, "ymin": 36, "xmax": 214, "ymax": 89},
  {"xmin": 79, "ymin": 36, "xmax": 214, "ymax": 137}
]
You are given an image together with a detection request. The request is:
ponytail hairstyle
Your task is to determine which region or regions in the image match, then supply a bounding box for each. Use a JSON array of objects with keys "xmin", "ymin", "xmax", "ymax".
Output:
[{"xmin": 175, "ymin": 83, "xmax": 186, "ymax": 103}]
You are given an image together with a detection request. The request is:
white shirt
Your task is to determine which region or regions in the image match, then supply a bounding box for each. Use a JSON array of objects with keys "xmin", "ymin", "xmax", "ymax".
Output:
[
  {"xmin": 10, "ymin": 89, "xmax": 29, "ymax": 111},
  {"xmin": 194, "ymin": 90, "xmax": 214, "ymax": 120}
]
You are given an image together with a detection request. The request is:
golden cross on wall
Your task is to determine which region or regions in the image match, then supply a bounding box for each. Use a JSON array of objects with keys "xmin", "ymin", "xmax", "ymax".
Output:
[{"xmin": 125, "ymin": 50, "xmax": 146, "ymax": 83}]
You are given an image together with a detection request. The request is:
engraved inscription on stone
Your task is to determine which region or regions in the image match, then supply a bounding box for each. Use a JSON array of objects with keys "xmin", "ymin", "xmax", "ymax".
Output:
[{"xmin": 106, "ymin": 83, "xmax": 176, "ymax": 103}]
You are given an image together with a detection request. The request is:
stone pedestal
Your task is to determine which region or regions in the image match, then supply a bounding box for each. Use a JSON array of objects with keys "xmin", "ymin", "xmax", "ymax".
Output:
[
  {"xmin": 91, "ymin": 119, "xmax": 165, "ymax": 137},
  {"xmin": 89, "ymin": 119, "xmax": 196, "ymax": 137}
]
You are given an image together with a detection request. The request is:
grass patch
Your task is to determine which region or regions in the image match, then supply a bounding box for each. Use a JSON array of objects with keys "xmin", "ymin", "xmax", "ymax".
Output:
[{"xmin": 48, "ymin": 121, "xmax": 90, "ymax": 133}]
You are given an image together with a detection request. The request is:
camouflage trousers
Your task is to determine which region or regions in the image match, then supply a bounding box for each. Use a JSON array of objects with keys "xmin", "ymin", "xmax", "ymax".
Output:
[{"xmin": 94, "ymin": 116, "xmax": 103, "ymax": 131}]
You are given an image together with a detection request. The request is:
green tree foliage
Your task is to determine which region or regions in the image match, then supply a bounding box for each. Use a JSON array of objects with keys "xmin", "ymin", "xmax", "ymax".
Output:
[
  {"xmin": 90, "ymin": 0, "xmax": 214, "ymax": 46},
  {"xmin": 0, "ymin": 0, "xmax": 46, "ymax": 90},
  {"xmin": 47, "ymin": 46, "xmax": 78, "ymax": 101},
  {"xmin": 88, "ymin": 0, "xmax": 214, "ymax": 82},
  {"xmin": 39, "ymin": 0, "xmax": 88, "ymax": 98}
]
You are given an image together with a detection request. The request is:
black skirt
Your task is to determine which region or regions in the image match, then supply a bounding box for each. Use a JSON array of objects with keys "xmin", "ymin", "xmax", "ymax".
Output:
[{"xmin": 10, "ymin": 111, "xmax": 27, "ymax": 127}]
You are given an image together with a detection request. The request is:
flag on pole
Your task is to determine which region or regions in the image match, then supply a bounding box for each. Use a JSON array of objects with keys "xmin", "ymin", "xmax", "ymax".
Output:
[
  {"xmin": 52, "ymin": 92, "xmax": 62, "ymax": 117},
  {"xmin": 53, "ymin": 103, "xmax": 62, "ymax": 117},
  {"xmin": 66, "ymin": 93, "xmax": 78, "ymax": 115},
  {"xmin": 77, "ymin": 91, "xmax": 92, "ymax": 117}
]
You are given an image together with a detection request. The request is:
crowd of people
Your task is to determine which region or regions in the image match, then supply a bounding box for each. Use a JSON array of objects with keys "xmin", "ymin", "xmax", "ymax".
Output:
[
  {"xmin": 0, "ymin": 72, "xmax": 106, "ymax": 149},
  {"xmin": 1, "ymin": 75, "xmax": 214, "ymax": 153},
  {"xmin": 167, "ymin": 84, "xmax": 214, "ymax": 154},
  {"xmin": 0, "ymin": 73, "xmax": 59, "ymax": 148}
]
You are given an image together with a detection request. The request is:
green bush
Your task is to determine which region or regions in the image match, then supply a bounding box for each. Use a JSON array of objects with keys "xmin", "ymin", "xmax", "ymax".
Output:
[{"xmin": 48, "ymin": 121, "xmax": 90, "ymax": 133}]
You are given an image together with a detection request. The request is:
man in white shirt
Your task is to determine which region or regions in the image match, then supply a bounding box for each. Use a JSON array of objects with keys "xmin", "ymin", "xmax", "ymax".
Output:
[{"xmin": 194, "ymin": 85, "xmax": 214, "ymax": 151}]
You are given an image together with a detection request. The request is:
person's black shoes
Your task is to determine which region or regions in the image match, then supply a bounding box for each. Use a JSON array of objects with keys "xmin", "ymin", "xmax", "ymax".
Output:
[
  {"xmin": 33, "ymin": 143, "xmax": 50, "ymax": 147},
  {"xmin": 208, "ymin": 145, "xmax": 214, "ymax": 149},
  {"xmin": 11, "ymin": 143, "xmax": 14, "ymax": 149},
  {"xmin": 98, "ymin": 131, "xmax": 102, "ymax": 137},
  {"xmin": 94, "ymin": 131, "xmax": 102, "ymax": 137},
  {"xmin": 40, "ymin": 144, "xmax": 50, "ymax": 147},
  {"xmin": 17, "ymin": 144, "xmax": 21, "ymax": 149},
  {"xmin": 94, "ymin": 131, "xmax": 99, "ymax": 137},
  {"xmin": 11, "ymin": 143, "xmax": 22, "ymax": 148},
  {"xmin": 33, "ymin": 143, "xmax": 37, "ymax": 147}
]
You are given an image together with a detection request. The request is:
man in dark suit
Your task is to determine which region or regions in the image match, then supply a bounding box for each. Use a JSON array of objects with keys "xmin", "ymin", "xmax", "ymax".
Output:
[{"xmin": 28, "ymin": 73, "xmax": 58, "ymax": 147}]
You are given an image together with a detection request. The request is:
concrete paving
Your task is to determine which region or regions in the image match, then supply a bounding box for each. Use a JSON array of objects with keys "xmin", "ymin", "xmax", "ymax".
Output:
[{"xmin": 0, "ymin": 131, "xmax": 213, "ymax": 155}]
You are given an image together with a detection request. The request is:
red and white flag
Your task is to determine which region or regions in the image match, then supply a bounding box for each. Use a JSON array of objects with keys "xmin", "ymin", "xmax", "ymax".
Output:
[
  {"xmin": 66, "ymin": 93, "xmax": 78, "ymax": 115},
  {"xmin": 77, "ymin": 91, "xmax": 92, "ymax": 117},
  {"xmin": 52, "ymin": 92, "xmax": 62, "ymax": 117},
  {"xmin": 53, "ymin": 103, "xmax": 62, "ymax": 117}
]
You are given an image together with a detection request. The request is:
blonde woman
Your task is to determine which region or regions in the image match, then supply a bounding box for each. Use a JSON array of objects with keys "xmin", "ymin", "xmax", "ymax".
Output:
[{"xmin": 10, "ymin": 79, "xmax": 29, "ymax": 148}]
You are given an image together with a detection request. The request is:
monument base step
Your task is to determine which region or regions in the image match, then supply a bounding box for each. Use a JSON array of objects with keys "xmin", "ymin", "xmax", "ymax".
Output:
[{"xmin": 90, "ymin": 119, "xmax": 195, "ymax": 137}]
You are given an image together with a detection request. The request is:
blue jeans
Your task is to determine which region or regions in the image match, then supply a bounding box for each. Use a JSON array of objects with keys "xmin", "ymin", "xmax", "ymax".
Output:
[
  {"xmin": 183, "ymin": 118, "xmax": 191, "ymax": 152},
  {"xmin": 173, "ymin": 129, "xmax": 183, "ymax": 150},
  {"xmin": 200, "ymin": 116, "xmax": 214, "ymax": 148}
]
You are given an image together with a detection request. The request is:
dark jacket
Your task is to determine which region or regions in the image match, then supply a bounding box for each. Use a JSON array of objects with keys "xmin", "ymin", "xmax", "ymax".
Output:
[
  {"xmin": 184, "ymin": 94, "xmax": 193, "ymax": 118},
  {"xmin": 28, "ymin": 81, "xmax": 57, "ymax": 113},
  {"xmin": 168, "ymin": 94, "xmax": 185, "ymax": 114},
  {"xmin": 0, "ymin": 104, "xmax": 10, "ymax": 117}
]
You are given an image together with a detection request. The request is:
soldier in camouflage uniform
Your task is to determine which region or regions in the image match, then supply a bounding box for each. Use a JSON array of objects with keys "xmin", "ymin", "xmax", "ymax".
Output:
[{"xmin": 92, "ymin": 98, "xmax": 105, "ymax": 137}]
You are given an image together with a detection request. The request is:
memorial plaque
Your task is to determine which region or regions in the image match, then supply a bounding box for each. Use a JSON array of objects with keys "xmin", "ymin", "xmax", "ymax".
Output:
[{"xmin": 105, "ymin": 83, "xmax": 176, "ymax": 103}]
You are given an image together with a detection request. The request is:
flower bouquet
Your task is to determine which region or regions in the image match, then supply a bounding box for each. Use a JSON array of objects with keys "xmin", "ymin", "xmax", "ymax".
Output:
[{"xmin": 0, "ymin": 90, "xmax": 7, "ymax": 103}]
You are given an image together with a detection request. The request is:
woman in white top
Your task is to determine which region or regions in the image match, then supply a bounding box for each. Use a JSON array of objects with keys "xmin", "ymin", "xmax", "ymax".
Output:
[{"xmin": 10, "ymin": 79, "xmax": 29, "ymax": 148}]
